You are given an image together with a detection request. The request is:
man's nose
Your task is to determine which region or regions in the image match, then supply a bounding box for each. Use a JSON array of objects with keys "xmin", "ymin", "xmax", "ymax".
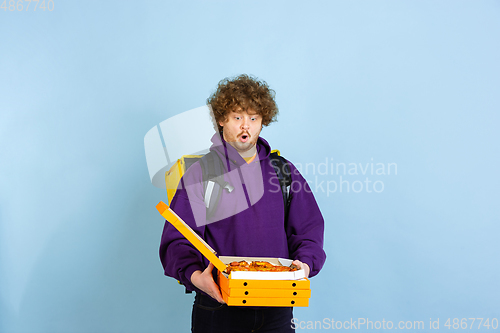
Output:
[{"xmin": 241, "ymin": 118, "xmax": 249, "ymax": 129}]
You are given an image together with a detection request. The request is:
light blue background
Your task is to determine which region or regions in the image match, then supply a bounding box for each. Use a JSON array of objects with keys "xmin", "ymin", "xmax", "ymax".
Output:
[{"xmin": 1, "ymin": 1, "xmax": 499, "ymax": 332}]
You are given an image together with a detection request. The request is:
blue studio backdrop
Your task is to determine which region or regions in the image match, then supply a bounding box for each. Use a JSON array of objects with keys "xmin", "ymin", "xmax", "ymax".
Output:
[{"xmin": 1, "ymin": 1, "xmax": 499, "ymax": 332}]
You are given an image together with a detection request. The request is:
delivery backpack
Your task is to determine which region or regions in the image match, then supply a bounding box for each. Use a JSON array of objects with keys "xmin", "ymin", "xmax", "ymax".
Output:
[
  {"xmin": 165, "ymin": 150, "xmax": 292, "ymax": 293},
  {"xmin": 165, "ymin": 150, "xmax": 292, "ymax": 220}
]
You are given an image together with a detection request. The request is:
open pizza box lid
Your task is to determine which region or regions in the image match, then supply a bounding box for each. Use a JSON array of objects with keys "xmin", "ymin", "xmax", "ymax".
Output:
[{"xmin": 156, "ymin": 201, "xmax": 306, "ymax": 280}]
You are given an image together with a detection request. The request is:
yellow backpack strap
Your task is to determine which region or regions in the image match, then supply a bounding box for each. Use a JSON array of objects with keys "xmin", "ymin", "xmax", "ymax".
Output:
[{"xmin": 165, "ymin": 155, "xmax": 203, "ymax": 205}]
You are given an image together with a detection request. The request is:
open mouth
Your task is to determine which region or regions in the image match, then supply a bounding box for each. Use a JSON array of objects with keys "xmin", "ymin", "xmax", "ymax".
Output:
[{"xmin": 239, "ymin": 133, "xmax": 249, "ymax": 142}]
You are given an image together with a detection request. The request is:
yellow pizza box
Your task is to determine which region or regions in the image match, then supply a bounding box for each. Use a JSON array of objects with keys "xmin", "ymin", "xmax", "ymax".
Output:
[
  {"xmin": 156, "ymin": 202, "xmax": 307, "ymax": 280},
  {"xmin": 220, "ymin": 286, "xmax": 311, "ymax": 298},
  {"xmin": 156, "ymin": 201, "xmax": 226, "ymax": 272},
  {"xmin": 218, "ymin": 270, "xmax": 310, "ymax": 290},
  {"xmin": 156, "ymin": 201, "xmax": 312, "ymax": 307},
  {"xmin": 217, "ymin": 270, "xmax": 310, "ymax": 294},
  {"xmin": 221, "ymin": 289, "xmax": 310, "ymax": 307}
]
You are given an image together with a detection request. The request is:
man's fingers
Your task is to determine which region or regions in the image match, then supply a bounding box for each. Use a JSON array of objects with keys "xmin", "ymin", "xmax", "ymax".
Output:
[
  {"xmin": 200, "ymin": 263, "xmax": 225, "ymax": 303},
  {"xmin": 292, "ymin": 260, "xmax": 310, "ymax": 278},
  {"xmin": 211, "ymin": 289, "xmax": 225, "ymax": 304},
  {"xmin": 206, "ymin": 278, "xmax": 225, "ymax": 304},
  {"xmin": 204, "ymin": 262, "xmax": 215, "ymax": 274},
  {"xmin": 212, "ymin": 286, "xmax": 225, "ymax": 303}
]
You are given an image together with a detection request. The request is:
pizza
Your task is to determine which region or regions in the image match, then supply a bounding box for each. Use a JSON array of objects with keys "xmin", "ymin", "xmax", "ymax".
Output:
[{"xmin": 224, "ymin": 260, "xmax": 298, "ymax": 274}]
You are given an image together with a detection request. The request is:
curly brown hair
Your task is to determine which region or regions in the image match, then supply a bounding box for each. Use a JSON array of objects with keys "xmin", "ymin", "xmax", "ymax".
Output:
[{"xmin": 207, "ymin": 74, "xmax": 279, "ymax": 132}]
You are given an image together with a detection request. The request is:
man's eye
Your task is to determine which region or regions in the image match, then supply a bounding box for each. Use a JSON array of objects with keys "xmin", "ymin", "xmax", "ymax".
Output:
[
  {"xmin": 251, "ymin": 118, "xmax": 256, "ymax": 121},
  {"xmin": 235, "ymin": 117, "xmax": 241, "ymax": 120}
]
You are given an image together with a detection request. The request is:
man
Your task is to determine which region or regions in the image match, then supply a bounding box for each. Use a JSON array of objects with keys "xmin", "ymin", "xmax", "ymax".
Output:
[{"xmin": 160, "ymin": 74, "xmax": 326, "ymax": 332}]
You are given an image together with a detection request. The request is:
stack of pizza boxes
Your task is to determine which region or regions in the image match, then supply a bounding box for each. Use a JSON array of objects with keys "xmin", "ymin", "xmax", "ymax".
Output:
[{"xmin": 157, "ymin": 201, "xmax": 311, "ymax": 307}]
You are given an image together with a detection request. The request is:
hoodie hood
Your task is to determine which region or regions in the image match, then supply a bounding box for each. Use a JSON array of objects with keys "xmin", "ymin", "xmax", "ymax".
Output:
[{"xmin": 209, "ymin": 132, "xmax": 271, "ymax": 171}]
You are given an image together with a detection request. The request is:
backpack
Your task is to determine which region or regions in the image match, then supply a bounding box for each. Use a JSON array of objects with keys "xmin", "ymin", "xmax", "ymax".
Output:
[
  {"xmin": 165, "ymin": 150, "xmax": 293, "ymax": 293},
  {"xmin": 165, "ymin": 150, "xmax": 292, "ymax": 220}
]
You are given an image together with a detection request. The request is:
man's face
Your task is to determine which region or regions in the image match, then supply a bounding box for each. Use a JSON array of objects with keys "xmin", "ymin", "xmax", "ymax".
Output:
[{"xmin": 219, "ymin": 109, "xmax": 263, "ymax": 155}]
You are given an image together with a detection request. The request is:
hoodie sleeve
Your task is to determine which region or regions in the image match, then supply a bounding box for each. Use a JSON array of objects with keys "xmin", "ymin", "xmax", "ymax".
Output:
[
  {"xmin": 285, "ymin": 162, "xmax": 327, "ymax": 278},
  {"xmin": 159, "ymin": 163, "xmax": 208, "ymax": 291}
]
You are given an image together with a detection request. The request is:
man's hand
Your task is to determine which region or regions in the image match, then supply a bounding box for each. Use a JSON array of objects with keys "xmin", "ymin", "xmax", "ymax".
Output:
[
  {"xmin": 292, "ymin": 260, "xmax": 310, "ymax": 278},
  {"xmin": 190, "ymin": 262, "xmax": 225, "ymax": 303}
]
